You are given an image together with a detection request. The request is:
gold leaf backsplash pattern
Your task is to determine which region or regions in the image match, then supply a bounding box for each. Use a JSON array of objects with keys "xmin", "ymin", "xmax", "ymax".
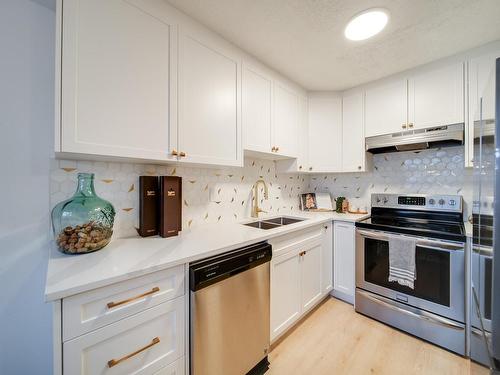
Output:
[
  {"xmin": 50, "ymin": 146, "xmax": 474, "ymax": 239},
  {"xmin": 309, "ymin": 146, "xmax": 473, "ymax": 217},
  {"xmin": 50, "ymin": 158, "xmax": 307, "ymax": 238}
]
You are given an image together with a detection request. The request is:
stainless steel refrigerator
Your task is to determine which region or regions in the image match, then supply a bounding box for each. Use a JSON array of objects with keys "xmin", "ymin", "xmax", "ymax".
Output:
[{"xmin": 470, "ymin": 56, "xmax": 499, "ymax": 372}]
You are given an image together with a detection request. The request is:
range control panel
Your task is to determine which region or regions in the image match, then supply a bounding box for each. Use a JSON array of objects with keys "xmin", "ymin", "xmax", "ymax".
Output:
[{"xmin": 371, "ymin": 194, "xmax": 462, "ymax": 212}]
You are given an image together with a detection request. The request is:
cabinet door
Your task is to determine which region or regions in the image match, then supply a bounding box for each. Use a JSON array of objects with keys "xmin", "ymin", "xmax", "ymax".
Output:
[
  {"xmin": 333, "ymin": 222, "xmax": 355, "ymax": 304},
  {"xmin": 242, "ymin": 64, "xmax": 273, "ymax": 153},
  {"xmin": 178, "ymin": 28, "xmax": 242, "ymax": 166},
  {"xmin": 64, "ymin": 297, "xmax": 185, "ymax": 375},
  {"xmin": 408, "ymin": 62, "xmax": 464, "ymax": 130},
  {"xmin": 300, "ymin": 242, "xmax": 323, "ymax": 313},
  {"xmin": 365, "ymin": 79, "xmax": 407, "ymax": 137},
  {"xmin": 342, "ymin": 92, "xmax": 365, "ymax": 172},
  {"xmin": 270, "ymin": 250, "xmax": 301, "ymax": 341},
  {"xmin": 60, "ymin": 0, "xmax": 177, "ymax": 160},
  {"xmin": 321, "ymin": 223, "xmax": 333, "ymax": 294},
  {"xmin": 308, "ymin": 95, "xmax": 342, "ymax": 172},
  {"xmin": 467, "ymin": 52, "xmax": 499, "ymax": 167},
  {"xmin": 273, "ymin": 82, "xmax": 299, "ymax": 157}
]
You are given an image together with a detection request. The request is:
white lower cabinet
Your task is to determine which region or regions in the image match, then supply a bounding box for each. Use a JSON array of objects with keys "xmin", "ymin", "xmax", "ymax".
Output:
[
  {"xmin": 270, "ymin": 249, "xmax": 302, "ymax": 340},
  {"xmin": 64, "ymin": 297, "xmax": 185, "ymax": 375},
  {"xmin": 321, "ymin": 223, "xmax": 333, "ymax": 294},
  {"xmin": 153, "ymin": 357, "xmax": 185, "ymax": 375},
  {"xmin": 300, "ymin": 243, "xmax": 323, "ymax": 312},
  {"xmin": 270, "ymin": 224, "xmax": 333, "ymax": 342},
  {"xmin": 333, "ymin": 221, "xmax": 356, "ymax": 304}
]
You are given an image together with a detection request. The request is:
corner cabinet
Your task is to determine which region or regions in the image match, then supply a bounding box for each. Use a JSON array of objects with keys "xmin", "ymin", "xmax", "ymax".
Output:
[
  {"xmin": 58, "ymin": 0, "xmax": 178, "ymax": 161},
  {"xmin": 242, "ymin": 64, "xmax": 273, "ymax": 154},
  {"xmin": 307, "ymin": 94, "xmax": 342, "ymax": 173},
  {"xmin": 269, "ymin": 224, "xmax": 333, "ymax": 342},
  {"xmin": 177, "ymin": 27, "xmax": 242, "ymax": 166},
  {"xmin": 342, "ymin": 91, "xmax": 368, "ymax": 172}
]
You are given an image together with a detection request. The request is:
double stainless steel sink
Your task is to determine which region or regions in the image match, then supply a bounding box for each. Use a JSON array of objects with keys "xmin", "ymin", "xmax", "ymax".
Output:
[{"xmin": 243, "ymin": 216, "xmax": 305, "ymax": 230}]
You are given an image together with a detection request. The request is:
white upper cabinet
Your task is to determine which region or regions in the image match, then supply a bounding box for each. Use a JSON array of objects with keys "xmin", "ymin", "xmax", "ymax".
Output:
[
  {"xmin": 242, "ymin": 64, "xmax": 273, "ymax": 154},
  {"xmin": 59, "ymin": 0, "xmax": 177, "ymax": 161},
  {"xmin": 408, "ymin": 62, "xmax": 464, "ymax": 130},
  {"xmin": 342, "ymin": 91, "xmax": 366, "ymax": 172},
  {"xmin": 308, "ymin": 94, "xmax": 342, "ymax": 173},
  {"xmin": 469, "ymin": 52, "xmax": 499, "ymax": 123},
  {"xmin": 177, "ymin": 27, "xmax": 242, "ymax": 166},
  {"xmin": 365, "ymin": 79, "xmax": 408, "ymax": 137},
  {"xmin": 273, "ymin": 82, "xmax": 300, "ymax": 157}
]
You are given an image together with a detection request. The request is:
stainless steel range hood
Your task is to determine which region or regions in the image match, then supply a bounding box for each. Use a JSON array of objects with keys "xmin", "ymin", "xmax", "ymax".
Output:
[{"xmin": 366, "ymin": 123, "xmax": 464, "ymax": 154}]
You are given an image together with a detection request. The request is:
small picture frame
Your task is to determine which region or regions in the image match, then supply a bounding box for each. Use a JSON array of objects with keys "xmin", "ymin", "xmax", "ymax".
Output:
[{"xmin": 300, "ymin": 193, "xmax": 318, "ymax": 211}]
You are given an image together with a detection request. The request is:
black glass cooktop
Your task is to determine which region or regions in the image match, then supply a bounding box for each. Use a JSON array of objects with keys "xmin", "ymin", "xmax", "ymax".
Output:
[{"xmin": 356, "ymin": 208, "xmax": 466, "ymax": 243}]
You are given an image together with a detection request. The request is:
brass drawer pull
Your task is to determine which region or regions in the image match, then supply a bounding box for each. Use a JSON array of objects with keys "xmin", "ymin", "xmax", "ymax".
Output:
[
  {"xmin": 299, "ymin": 251, "xmax": 307, "ymax": 256},
  {"xmin": 107, "ymin": 337, "xmax": 160, "ymax": 368},
  {"xmin": 179, "ymin": 151, "xmax": 186, "ymax": 157},
  {"xmin": 107, "ymin": 287, "xmax": 160, "ymax": 309},
  {"xmin": 171, "ymin": 149, "xmax": 179, "ymax": 156},
  {"xmin": 271, "ymin": 146, "xmax": 276, "ymax": 152}
]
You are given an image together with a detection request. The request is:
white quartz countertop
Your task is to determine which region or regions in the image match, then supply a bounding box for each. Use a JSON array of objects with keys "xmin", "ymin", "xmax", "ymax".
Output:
[{"xmin": 45, "ymin": 211, "xmax": 370, "ymax": 301}]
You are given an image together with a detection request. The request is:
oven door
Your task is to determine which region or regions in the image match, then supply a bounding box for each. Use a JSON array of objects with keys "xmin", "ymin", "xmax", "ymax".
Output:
[
  {"xmin": 356, "ymin": 228, "xmax": 465, "ymax": 322},
  {"xmin": 472, "ymin": 244, "xmax": 493, "ymax": 332}
]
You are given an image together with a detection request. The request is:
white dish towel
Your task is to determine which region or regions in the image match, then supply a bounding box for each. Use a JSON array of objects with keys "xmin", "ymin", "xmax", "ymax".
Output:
[{"xmin": 388, "ymin": 236, "xmax": 416, "ymax": 289}]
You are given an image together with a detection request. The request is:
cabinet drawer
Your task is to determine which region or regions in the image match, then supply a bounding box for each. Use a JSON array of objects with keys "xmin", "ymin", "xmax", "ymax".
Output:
[
  {"xmin": 269, "ymin": 225, "xmax": 324, "ymax": 257},
  {"xmin": 63, "ymin": 265, "xmax": 184, "ymax": 341},
  {"xmin": 64, "ymin": 297, "xmax": 185, "ymax": 375},
  {"xmin": 153, "ymin": 357, "xmax": 185, "ymax": 375}
]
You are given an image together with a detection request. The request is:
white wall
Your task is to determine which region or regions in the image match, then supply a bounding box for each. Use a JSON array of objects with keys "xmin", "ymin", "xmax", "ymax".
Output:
[{"xmin": 0, "ymin": 0, "xmax": 55, "ymax": 374}]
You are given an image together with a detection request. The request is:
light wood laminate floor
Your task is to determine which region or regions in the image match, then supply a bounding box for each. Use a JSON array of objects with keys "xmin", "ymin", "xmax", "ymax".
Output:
[{"xmin": 268, "ymin": 297, "xmax": 489, "ymax": 375}]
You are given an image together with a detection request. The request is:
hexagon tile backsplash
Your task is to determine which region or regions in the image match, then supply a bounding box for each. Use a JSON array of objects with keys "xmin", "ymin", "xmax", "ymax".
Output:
[
  {"xmin": 310, "ymin": 146, "xmax": 473, "ymax": 218},
  {"xmin": 50, "ymin": 158, "xmax": 308, "ymax": 238},
  {"xmin": 50, "ymin": 146, "xmax": 474, "ymax": 238}
]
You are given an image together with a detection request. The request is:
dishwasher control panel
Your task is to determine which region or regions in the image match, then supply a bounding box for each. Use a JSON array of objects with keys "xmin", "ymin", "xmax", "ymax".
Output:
[{"xmin": 189, "ymin": 242, "xmax": 272, "ymax": 291}]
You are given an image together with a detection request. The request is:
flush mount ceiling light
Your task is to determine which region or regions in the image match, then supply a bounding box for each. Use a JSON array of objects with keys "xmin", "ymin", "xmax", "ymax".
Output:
[{"xmin": 344, "ymin": 8, "xmax": 389, "ymax": 41}]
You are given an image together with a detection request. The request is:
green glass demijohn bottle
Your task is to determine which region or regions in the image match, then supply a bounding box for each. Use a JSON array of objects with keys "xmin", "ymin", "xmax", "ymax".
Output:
[{"xmin": 51, "ymin": 173, "xmax": 116, "ymax": 254}]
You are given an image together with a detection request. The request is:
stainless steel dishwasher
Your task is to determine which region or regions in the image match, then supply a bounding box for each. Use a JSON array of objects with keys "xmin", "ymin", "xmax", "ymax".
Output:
[{"xmin": 189, "ymin": 242, "xmax": 272, "ymax": 375}]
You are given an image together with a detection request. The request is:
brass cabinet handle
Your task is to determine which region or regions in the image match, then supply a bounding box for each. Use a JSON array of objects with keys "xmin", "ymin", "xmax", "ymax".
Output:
[
  {"xmin": 179, "ymin": 151, "xmax": 186, "ymax": 157},
  {"xmin": 299, "ymin": 251, "xmax": 307, "ymax": 256},
  {"xmin": 408, "ymin": 123, "xmax": 414, "ymax": 128},
  {"xmin": 107, "ymin": 337, "xmax": 160, "ymax": 368},
  {"xmin": 358, "ymin": 166, "xmax": 362, "ymax": 170},
  {"xmin": 271, "ymin": 146, "xmax": 276, "ymax": 152},
  {"xmin": 309, "ymin": 167, "xmax": 313, "ymax": 171},
  {"xmin": 402, "ymin": 124, "xmax": 407, "ymax": 129},
  {"xmin": 299, "ymin": 165, "xmax": 303, "ymax": 170},
  {"xmin": 171, "ymin": 149, "xmax": 179, "ymax": 156},
  {"xmin": 324, "ymin": 225, "xmax": 328, "ymax": 230},
  {"xmin": 275, "ymin": 146, "xmax": 279, "ymax": 152},
  {"xmin": 107, "ymin": 287, "xmax": 160, "ymax": 309}
]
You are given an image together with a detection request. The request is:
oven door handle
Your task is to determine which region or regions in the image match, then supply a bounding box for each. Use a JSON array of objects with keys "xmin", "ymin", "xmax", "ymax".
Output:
[
  {"xmin": 356, "ymin": 229, "xmax": 464, "ymax": 252},
  {"xmin": 358, "ymin": 290, "xmax": 464, "ymax": 330}
]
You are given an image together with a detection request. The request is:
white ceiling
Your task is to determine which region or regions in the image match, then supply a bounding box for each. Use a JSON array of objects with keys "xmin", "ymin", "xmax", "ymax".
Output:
[{"xmin": 167, "ymin": 0, "xmax": 500, "ymax": 91}]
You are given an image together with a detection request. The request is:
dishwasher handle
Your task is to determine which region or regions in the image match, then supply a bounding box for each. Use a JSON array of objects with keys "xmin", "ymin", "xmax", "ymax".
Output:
[{"xmin": 189, "ymin": 242, "xmax": 272, "ymax": 292}]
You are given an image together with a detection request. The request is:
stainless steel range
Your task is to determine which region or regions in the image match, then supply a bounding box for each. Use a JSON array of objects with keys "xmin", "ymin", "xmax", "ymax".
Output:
[{"xmin": 355, "ymin": 193, "xmax": 467, "ymax": 355}]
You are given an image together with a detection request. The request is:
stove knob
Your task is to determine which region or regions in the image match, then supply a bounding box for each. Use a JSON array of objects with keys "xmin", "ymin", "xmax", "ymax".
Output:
[
  {"xmin": 429, "ymin": 198, "xmax": 435, "ymax": 205},
  {"xmin": 383, "ymin": 197, "xmax": 388, "ymax": 204},
  {"xmin": 376, "ymin": 197, "xmax": 381, "ymax": 203},
  {"xmin": 449, "ymin": 199, "xmax": 456, "ymax": 206},
  {"xmin": 438, "ymin": 199, "xmax": 445, "ymax": 206}
]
